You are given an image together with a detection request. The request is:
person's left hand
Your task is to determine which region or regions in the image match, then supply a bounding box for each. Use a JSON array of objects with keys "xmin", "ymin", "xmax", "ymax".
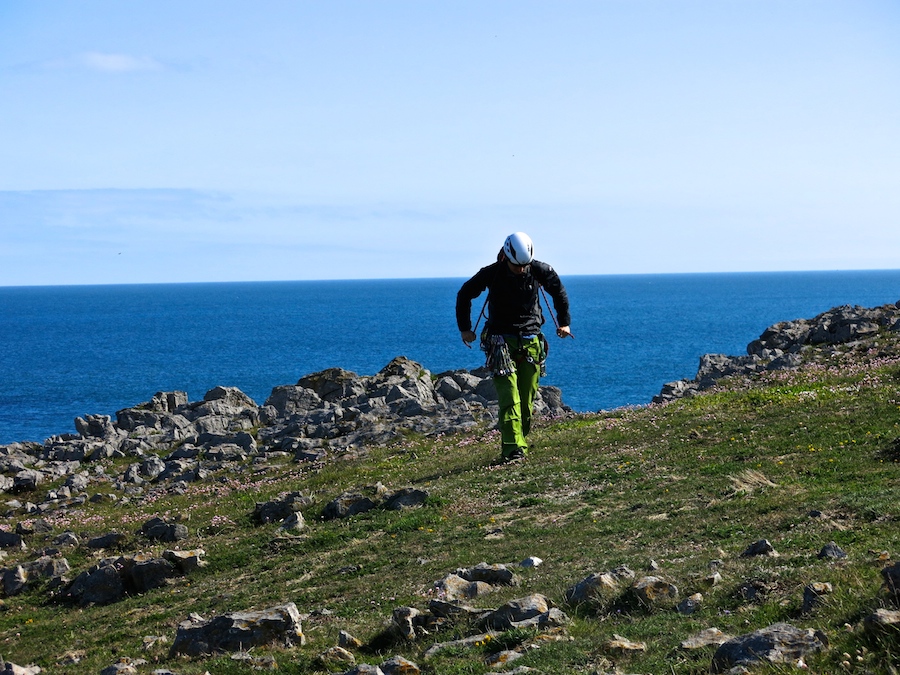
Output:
[{"xmin": 556, "ymin": 325, "xmax": 573, "ymax": 339}]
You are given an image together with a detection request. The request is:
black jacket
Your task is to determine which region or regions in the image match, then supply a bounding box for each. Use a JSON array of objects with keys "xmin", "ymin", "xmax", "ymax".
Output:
[{"xmin": 456, "ymin": 259, "xmax": 571, "ymax": 336}]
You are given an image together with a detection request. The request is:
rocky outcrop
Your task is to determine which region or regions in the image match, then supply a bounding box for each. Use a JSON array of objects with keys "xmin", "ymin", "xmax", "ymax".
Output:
[
  {"xmin": 63, "ymin": 550, "xmax": 206, "ymax": 606},
  {"xmin": 655, "ymin": 303, "xmax": 900, "ymax": 403},
  {"xmin": 0, "ymin": 356, "xmax": 568, "ymax": 520}
]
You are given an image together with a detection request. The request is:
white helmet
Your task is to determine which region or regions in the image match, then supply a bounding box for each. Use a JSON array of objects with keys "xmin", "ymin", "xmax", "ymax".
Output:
[{"xmin": 503, "ymin": 232, "xmax": 534, "ymax": 265}]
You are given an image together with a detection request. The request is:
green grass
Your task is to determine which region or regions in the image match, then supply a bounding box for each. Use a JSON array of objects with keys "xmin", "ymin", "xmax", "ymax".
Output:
[{"xmin": 2, "ymin": 334, "xmax": 900, "ymax": 673}]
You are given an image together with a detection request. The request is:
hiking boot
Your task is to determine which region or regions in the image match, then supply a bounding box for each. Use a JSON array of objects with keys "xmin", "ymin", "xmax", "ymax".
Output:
[{"xmin": 507, "ymin": 448, "xmax": 527, "ymax": 462}]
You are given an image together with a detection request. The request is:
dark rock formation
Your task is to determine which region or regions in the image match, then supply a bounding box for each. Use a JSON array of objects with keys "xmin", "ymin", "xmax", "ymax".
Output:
[
  {"xmin": 655, "ymin": 302, "xmax": 900, "ymax": 403},
  {"xmin": 169, "ymin": 603, "xmax": 305, "ymax": 656},
  {"xmin": 710, "ymin": 622, "xmax": 828, "ymax": 673}
]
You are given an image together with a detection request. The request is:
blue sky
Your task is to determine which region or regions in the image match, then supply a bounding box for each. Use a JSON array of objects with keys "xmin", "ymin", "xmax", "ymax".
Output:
[{"xmin": 2, "ymin": 1, "xmax": 899, "ymax": 286}]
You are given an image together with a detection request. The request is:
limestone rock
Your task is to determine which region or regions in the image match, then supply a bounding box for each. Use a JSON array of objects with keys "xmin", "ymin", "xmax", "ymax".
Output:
[
  {"xmin": 384, "ymin": 487, "xmax": 428, "ymax": 510},
  {"xmin": 631, "ymin": 575, "xmax": 678, "ymax": 607},
  {"xmin": 482, "ymin": 594, "xmax": 564, "ymax": 630},
  {"xmin": 339, "ymin": 630, "xmax": 363, "ymax": 649},
  {"xmin": 801, "ymin": 582, "xmax": 833, "ymax": 613},
  {"xmin": 140, "ymin": 517, "xmax": 188, "ymax": 542},
  {"xmin": 882, "ymin": 561, "xmax": 900, "ymax": 600},
  {"xmin": 0, "ymin": 661, "xmax": 42, "ymax": 675},
  {"xmin": 170, "ymin": 603, "xmax": 305, "ymax": 656},
  {"xmin": 710, "ymin": 623, "xmax": 828, "ymax": 674},
  {"xmin": 680, "ymin": 627, "xmax": 732, "ymax": 650},
  {"xmin": 435, "ymin": 573, "xmax": 493, "ymax": 601},
  {"xmin": 379, "ymin": 655, "xmax": 421, "ymax": 674},
  {"xmin": 607, "ymin": 634, "xmax": 646, "ymax": 653},
  {"xmin": 818, "ymin": 541, "xmax": 848, "ymax": 560},
  {"xmin": 319, "ymin": 646, "xmax": 356, "ymax": 669},
  {"xmin": 391, "ymin": 606, "xmax": 422, "ymax": 641},
  {"xmin": 565, "ymin": 572, "xmax": 619, "ymax": 604},
  {"xmin": 677, "ymin": 592, "xmax": 703, "ymax": 615},
  {"xmin": 456, "ymin": 562, "xmax": 518, "ymax": 587},
  {"xmin": 87, "ymin": 532, "xmax": 127, "ymax": 550},
  {"xmin": 740, "ymin": 539, "xmax": 778, "ymax": 557},
  {"xmin": 863, "ymin": 608, "xmax": 900, "ymax": 634},
  {"xmin": 162, "ymin": 549, "xmax": 207, "ymax": 574},
  {"xmin": 67, "ymin": 564, "xmax": 125, "ymax": 606}
]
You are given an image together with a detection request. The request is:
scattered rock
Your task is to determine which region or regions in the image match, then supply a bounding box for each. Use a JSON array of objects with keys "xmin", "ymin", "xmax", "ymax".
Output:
[
  {"xmin": 882, "ymin": 561, "xmax": 900, "ymax": 600},
  {"xmin": 710, "ymin": 622, "xmax": 829, "ymax": 674},
  {"xmin": 801, "ymin": 582, "xmax": 833, "ymax": 613},
  {"xmin": 677, "ymin": 592, "xmax": 703, "ymax": 615},
  {"xmin": 631, "ymin": 575, "xmax": 679, "ymax": 607},
  {"xmin": 863, "ymin": 608, "xmax": 900, "ymax": 634},
  {"xmin": 607, "ymin": 634, "xmax": 646, "ymax": 653},
  {"xmin": 379, "ymin": 655, "xmax": 421, "ymax": 674},
  {"xmin": 140, "ymin": 517, "xmax": 188, "ymax": 542},
  {"xmin": 818, "ymin": 541, "xmax": 848, "ymax": 560},
  {"xmin": 169, "ymin": 603, "xmax": 305, "ymax": 656},
  {"xmin": 740, "ymin": 539, "xmax": 778, "ymax": 558},
  {"xmin": 319, "ymin": 646, "xmax": 356, "ymax": 669},
  {"xmin": 457, "ymin": 562, "xmax": 519, "ymax": 587},
  {"xmin": 0, "ymin": 661, "xmax": 43, "ymax": 675},
  {"xmin": 655, "ymin": 303, "xmax": 900, "ymax": 403},
  {"xmin": 339, "ymin": 630, "xmax": 363, "ymax": 649},
  {"xmin": 383, "ymin": 488, "xmax": 428, "ymax": 511},
  {"xmin": 680, "ymin": 627, "xmax": 732, "ymax": 650},
  {"xmin": 86, "ymin": 532, "xmax": 127, "ymax": 550},
  {"xmin": 481, "ymin": 594, "xmax": 568, "ymax": 630}
]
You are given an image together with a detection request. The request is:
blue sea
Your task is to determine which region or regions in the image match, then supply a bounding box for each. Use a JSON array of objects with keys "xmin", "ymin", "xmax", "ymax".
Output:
[{"xmin": 3, "ymin": 271, "xmax": 900, "ymax": 445}]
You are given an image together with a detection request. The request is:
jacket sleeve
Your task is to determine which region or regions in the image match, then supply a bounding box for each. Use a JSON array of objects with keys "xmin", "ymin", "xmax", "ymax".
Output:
[
  {"xmin": 456, "ymin": 265, "xmax": 494, "ymax": 332},
  {"xmin": 533, "ymin": 262, "xmax": 571, "ymax": 328}
]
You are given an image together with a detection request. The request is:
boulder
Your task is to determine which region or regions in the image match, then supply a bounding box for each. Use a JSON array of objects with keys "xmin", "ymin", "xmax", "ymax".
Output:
[
  {"xmin": 384, "ymin": 488, "xmax": 428, "ymax": 511},
  {"xmin": 710, "ymin": 623, "xmax": 828, "ymax": 674},
  {"xmin": 67, "ymin": 564, "xmax": 125, "ymax": 606},
  {"xmin": 801, "ymin": 582, "xmax": 833, "ymax": 613},
  {"xmin": 565, "ymin": 572, "xmax": 620, "ymax": 605},
  {"xmin": 86, "ymin": 532, "xmax": 127, "ymax": 550},
  {"xmin": 631, "ymin": 576, "xmax": 679, "ymax": 607},
  {"xmin": 130, "ymin": 558, "xmax": 178, "ymax": 593},
  {"xmin": 323, "ymin": 483, "xmax": 390, "ymax": 520},
  {"xmin": 882, "ymin": 561, "xmax": 900, "ymax": 600},
  {"xmin": 740, "ymin": 539, "xmax": 778, "ymax": 557},
  {"xmin": 864, "ymin": 608, "xmax": 900, "ymax": 634},
  {"xmin": 170, "ymin": 603, "xmax": 305, "ymax": 656},
  {"xmin": 482, "ymin": 594, "xmax": 552, "ymax": 630},
  {"xmin": 817, "ymin": 541, "xmax": 848, "ymax": 560},
  {"xmin": 456, "ymin": 562, "xmax": 518, "ymax": 587},
  {"xmin": 162, "ymin": 549, "xmax": 207, "ymax": 574}
]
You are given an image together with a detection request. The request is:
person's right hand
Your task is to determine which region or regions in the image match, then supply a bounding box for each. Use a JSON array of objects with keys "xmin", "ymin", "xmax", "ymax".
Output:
[{"xmin": 461, "ymin": 330, "xmax": 477, "ymax": 346}]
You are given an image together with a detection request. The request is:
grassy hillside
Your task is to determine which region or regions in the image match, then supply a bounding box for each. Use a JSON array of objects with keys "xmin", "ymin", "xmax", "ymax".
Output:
[{"xmin": 2, "ymin": 331, "xmax": 900, "ymax": 674}]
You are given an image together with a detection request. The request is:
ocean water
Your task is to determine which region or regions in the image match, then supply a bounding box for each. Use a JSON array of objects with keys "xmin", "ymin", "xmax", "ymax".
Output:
[{"xmin": 2, "ymin": 270, "xmax": 900, "ymax": 445}]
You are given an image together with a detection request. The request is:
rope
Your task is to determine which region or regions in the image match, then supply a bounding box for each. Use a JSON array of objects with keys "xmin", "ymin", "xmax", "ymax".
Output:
[{"xmin": 472, "ymin": 296, "xmax": 489, "ymax": 334}]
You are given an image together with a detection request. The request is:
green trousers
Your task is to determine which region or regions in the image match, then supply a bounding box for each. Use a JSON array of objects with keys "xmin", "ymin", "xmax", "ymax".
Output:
[{"xmin": 494, "ymin": 336, "xmax": 542, "ymax": 458}]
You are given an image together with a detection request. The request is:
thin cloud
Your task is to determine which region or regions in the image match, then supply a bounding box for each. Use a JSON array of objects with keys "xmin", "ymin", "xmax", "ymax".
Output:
[
  {"xmin": 78, "ymin": 51, "xmax": 163, "ymax": 73},
  {"xmin": 32, "ymin": 51, "xmax": 165, "ymax": 73}
]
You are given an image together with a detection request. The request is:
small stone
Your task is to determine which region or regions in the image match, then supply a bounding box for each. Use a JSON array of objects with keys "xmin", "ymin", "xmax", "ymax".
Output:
[
  {"xmin": 339, "ymin": 629, "xmax": 363, "ymax": 649},
  {"xmin": 485, "ymin": 650, "xmax": 523, "ymax": 667},
  {"xmin": 801, "ymin": 582, "xmax": 833, "ymax": 613},
  {"xmin": 608, "ymin": 634, "xmax": 646, "ymax": 652},
  {"xmin": 319, "ymin": 646, "xmax": 356, "ymax": 668},
  {"xmin": 677, "ymin": 592, "xmax": 703, "ymax": 615},
  {"xmin": 817, "ymin": 541, "xmax": 848, "ymax": 560},
  {"xmin": 681, "ymin": 627, "xmax": 732, "ymax": 650},
  {"xmin": 740, "ymin": 539, "xmax": 778, "ymax": 557}
]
